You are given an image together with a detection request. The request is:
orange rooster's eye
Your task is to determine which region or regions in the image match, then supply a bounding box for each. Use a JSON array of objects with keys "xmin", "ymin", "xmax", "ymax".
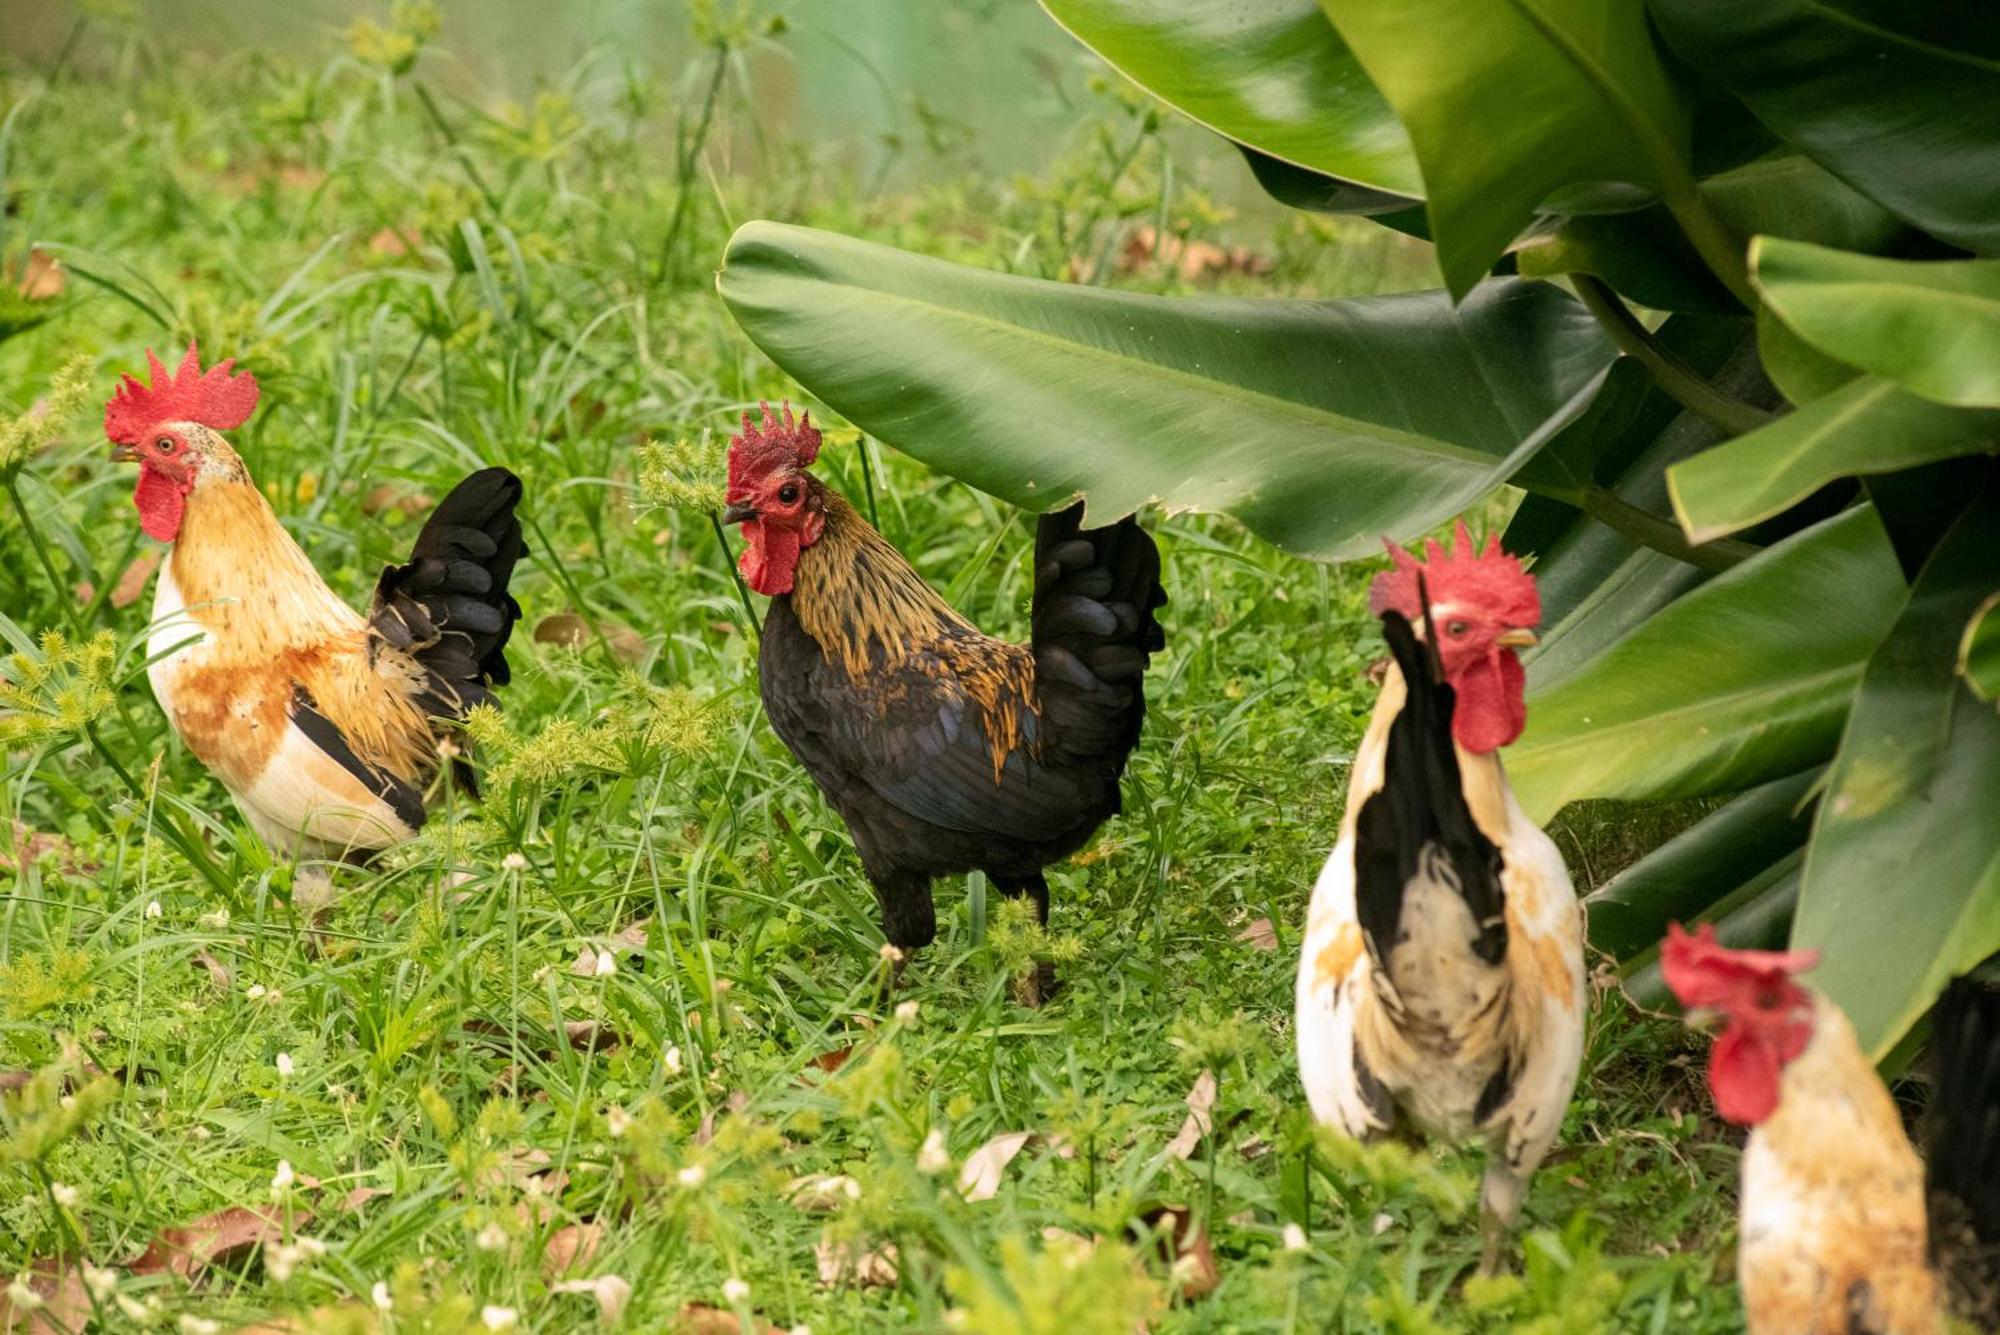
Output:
[{"xmin": 777, "ymin": 483, "xmax": 800, "ymax": 505}]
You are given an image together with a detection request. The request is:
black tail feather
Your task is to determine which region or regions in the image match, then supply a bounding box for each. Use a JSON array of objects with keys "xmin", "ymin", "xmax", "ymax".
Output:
[
  {"xmin": 370, "ymin": 466, "xmax": 526, "ymax": 720},
  {"xmin": 1930, "ymin": 967, "xmax": 2000, "ymax": 1326},
  {"xmin": 1028, "ymin": 503, "xmax": 1166, "ymax": 762}
]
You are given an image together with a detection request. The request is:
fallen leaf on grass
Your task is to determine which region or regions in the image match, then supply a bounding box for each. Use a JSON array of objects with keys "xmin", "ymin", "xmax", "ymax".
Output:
[
  {"xmin": 1164, "ymin": 1071, "xmax": 1217, "ymax": 1161},
  {"xmin": 805, "ymin": 1046, "xmax": 852, "ymax": 1076},
  {"xmin": 338, "ymin": 1185, "xmax": 387, "ymax": 1213},
  {"xmin": 1235, "ymin": 919, "xmax": 1278, "ymax": 952},
  {"xmin": 533, "ymin": 613, "xmax": 647, "ymax": 664},
  {"xmin": 366, "ymin": 227, "xmax": 423, "ymax": 258},
  {"xmin": 129, "ymin": 1203, "xmax": 307, "ymax": 1278},
  {"xmin": 1138, "ymin": 1206, "xmax": 1219, "ymax": 1301},
  {"xmin": 815, "ymin": 1233, "xmax": 899, "ymax": 1288},
  {"xmin": 541, "ymin": 1221, "xmax": 603, "ymax": 1277},
  {"xmin": 0, "ymin": 824, "xmax": 82, "ymax": 876},
  {"xmin": 675, "ymin": 1305, "xmax": 777, "ymax": 1335},
  {"xmin": 110, "ymin": 551, "xmax": 161, "ymax": 608},
  {"xmin": 551, "ymin": 1274, "xmax": 632, "ymax": 1324},
  {"xmin": 192, "ymin": 949, "xmax": 233, "ymax": 990},
  {"xmin": 15, "ymin": 248, "xmax": 63, "ymax": 300},
  {"xmin": 0, "ymin": 1258, "xmax": 93, "ymax": 1334},
  {"xmin": 958, "ymin": 1130, "xmax": 1033, "ymax": 1201},
  {"xmin": 360, "ymin": 484, "xmax": 433, "ymax": 517}
]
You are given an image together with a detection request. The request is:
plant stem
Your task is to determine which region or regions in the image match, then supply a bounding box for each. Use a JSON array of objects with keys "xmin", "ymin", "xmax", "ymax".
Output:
[
  {"xmin": 412, "ymin": 80, "xmax": 502, "ymax": 215},
  {"xmin": 1659, "ymin": 180, "xmax": 1757, "ymax": 309},
  {"xmin": 85, "ymin": 725, "xmax": 235, "ymax": 901},
  {"xmin": 708, "ymin": 510, "xmax": 761, "ymax": 634},
  {"xmin": 1573, "ymin": 277, "xmax": 1772, "ymax": 437},
  {"xmin": 857, "ymin": 436, "xmax": 881, "ymax": 530},
  {"xmin": 658, "ymin": 44, "xmax": 730, "ymax": 284},
  {"xmin": 1581, "ymin": 485, "xmax": 1756, "ymax": 573},
  {"xmin": 8, "ymin": 479, "xmax": 86, "ymax": 639}
]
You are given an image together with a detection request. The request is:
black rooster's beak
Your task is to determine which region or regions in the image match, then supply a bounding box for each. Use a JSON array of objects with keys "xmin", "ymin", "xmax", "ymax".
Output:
[{"xmin": 720, "ymin": 501, "xmax": 757, "ymax": 526}]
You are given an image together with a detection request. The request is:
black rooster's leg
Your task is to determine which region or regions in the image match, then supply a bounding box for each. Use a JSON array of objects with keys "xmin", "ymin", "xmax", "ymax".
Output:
[
  {"xmin": 992, "ymin": 872, "xmax": 1059, "ymax": 1005},
  {"xmin": 873, "ymin": 871, "xmax": 937, "ymax": 957}
]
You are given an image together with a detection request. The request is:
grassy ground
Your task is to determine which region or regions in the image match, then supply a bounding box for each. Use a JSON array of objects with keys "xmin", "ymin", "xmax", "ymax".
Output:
[{"xmin": 0, "ymin": 9, "xmax": 1744, "ymax": 1332}]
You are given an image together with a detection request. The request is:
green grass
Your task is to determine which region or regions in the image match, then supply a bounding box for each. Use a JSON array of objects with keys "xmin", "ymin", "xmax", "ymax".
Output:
[{"xmin": 1, "ymin": 9, "xmax": 1742, "ymax": 1332}]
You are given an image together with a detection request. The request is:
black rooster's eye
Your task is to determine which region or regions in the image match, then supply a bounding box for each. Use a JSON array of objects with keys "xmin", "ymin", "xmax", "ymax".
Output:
[
  {"xmin": 155, "ymin": 437, "xmax": 176, "ymax": 453},
  {"xmin": 1446, "ymin": 619, "xmax": 1469, "ymax": 637},
  {"xmin": 777, "ymin": 483, "xmax": 800, "ymax": 505}
]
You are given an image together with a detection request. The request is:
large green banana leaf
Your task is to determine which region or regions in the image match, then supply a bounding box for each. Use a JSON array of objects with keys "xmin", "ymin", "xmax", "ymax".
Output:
[
  {"xmin": 1317, "ymin": 0, "xmax": 1694, "ymax": 298},
  {"xmin": 717, "ymin": 222, "xmax": 1612, "ymax": 560},
  {"xmin": 1038, "ymin": 0, "xmax": 1421, "ymax": 208},
  {"xmin": 1508, "ymin": 505, "xmax": 1904, "ymax": 824},
  {"xmin": 1795, "ymin": 483, "xmax": 2000, "ymax": 1060}
]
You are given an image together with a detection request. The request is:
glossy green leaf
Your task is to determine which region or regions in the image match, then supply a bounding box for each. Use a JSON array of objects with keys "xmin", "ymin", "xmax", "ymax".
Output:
[
  {"xmin": 717, "ymin": 222, "xmax": 1613, "ymax": 560},
  {"xmin": 1584, "ymin": 768, "xmax": 1820, "ymax": 961},
  {"xmin": 1666, "ymin": 376, "xmax": 2000, "ymax": 544},
  {"xmin": 1508, "ymin": 505, "xmax": 1904, "ymax": 824},
  {"xmin": 1515, "ymin": 154, "xmax": 1904, "ymax": 315},
  {"xmin": 1041, "ymin": 0, "xmax": 1422, "ymax": 204},
  {"xmin": 1318, "ymin": 0, "xmax": 1693, "ymax": 298},
  {"xmin": 1755, "ymin": 304, "xmax": 1858, "ymax": 407},
  {"xmin": 1753, "ymin": 238, "xmax": 2000, "ymax": 408},
  {"xmin": 1646, "ymin": 1, "xmax": 2000, "ymax": 255},
  {"xmin": 1963, "ymin": 595, "xmax": 2000, "ymax": 705},
  {"xmin": 1622, "ymin": 855, "xmax": 1801, "ymax": 1009},
  {"xmin": 1796, "ymin": 486, "xmax": 2000, "ymax": 1059}
]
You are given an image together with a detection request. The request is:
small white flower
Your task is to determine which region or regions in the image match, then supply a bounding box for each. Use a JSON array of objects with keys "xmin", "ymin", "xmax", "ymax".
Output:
[
  {"xmin": 296, "ymin": 1237, "xmax": 326, "ymax": 1259},
  {"xmin": 917, "ymin": 1128, "xmax": 950, "ymax": 1176},
  {"xmin": 662, "ymin": 1044, "xmax": 684, "ymax": 1076},
  {"xmin": 593, "ymin": 950, "xmax": 616, "ymax": 978},
  {"xmin": 677, "ymin": 1163, "xmax": 706, "ymax": 1189},
  {"xmin": 475, "ymin": 1221, "xmax": 508, "ymax": 1252},
  {"xmin": 721, "ymin": 1277, "xmax": 750, "ymax": 1305},
  {"xmin": 116, "ymin": 1294, "xmax": 153, "ymax": 1322},
  {"xmin": 605, "ymin": 1106, "xmax": 631, "ymax": 1138},
  {"xmin": 4, "ymin": 1280, "xmax": 41, "ymax": 1313},
  {"xmin": 787, "ymin": 1326, "xmax": 813, "ymax": 1335},
  {"xmin": 179, "ymin": 1315, "xmax": 221, "ymax": 1335},
  {"xmin": 274, "ymin": 1052, "xmax": 295, "ymax": 1079},
  {"xmin": 199, "ymin": 909, "xmax": 229, "ymax": 929},
  {"xmin": 878, "ymin": 943, "xmax": 904, "ymax": 965},
  {"xmin": 267, "ymin": 1243, "xmax": 302, "ymax": 1283},
  {"xmin": 144, "ymin": 900, "xmax": 162, "ymax": 920},
  {"xmin": 49, "ymin": 1182, "xmax": 79, "ymax": 1208},
  {"xmin": 271, "ymin": 1160, "xmax": 296, "ymax": 1193},
  {"xmin": 1282, "ymin": 1222, "xmax": 1308, "ymax": 1252},
  {"xmin": 481, "ymin": 1305, "xmax": 518, "ymax": 1331},
  {"xmin": 502, "ymin": 852, "xmax": 528, "ymax": 871},
  {"xmin": 246, "ymin": 984, "xmax": 266, "ymax": 999},
  {"xmin": 894, "ymin": 999, "xmax": 919, "ymax": 1023},
  {"xmin": 81, "ymin": 1265, "xmax": 117, "ymax": 1300},
  {"xmin": 371, "ymin": 1281, "xmax": 394, "ymax": 1311}
]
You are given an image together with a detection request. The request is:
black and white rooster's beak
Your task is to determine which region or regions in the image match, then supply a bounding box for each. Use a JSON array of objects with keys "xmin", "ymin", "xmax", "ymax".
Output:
[
  {"xmin": 720, "ymin": 501, "xmax": 757, "ymax": 526},
  {"xmin": 1496, "ymin": 628, "xmax": 1538, "ymax": 649}
]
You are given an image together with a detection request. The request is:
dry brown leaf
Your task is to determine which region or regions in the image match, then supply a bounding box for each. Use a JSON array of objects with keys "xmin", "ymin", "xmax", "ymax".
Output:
[
  {"xmin": 110, "ymin": 551, "xmax": 162, "ymax": 609},
  {"xmin": 1164, "ymin": 1071, "xmax": 1217, "ymax": 1161},
  {"xmin": 806, "ymin": 1046, "xmax": 852, "ymax": 1076},
  {"xmin": 541, "ymin": 1221, "xmax": 603, "ymax": 1278},
  {"xmin": 338, "ymin": 1185, "xmax": 387, "ymax": 1212},
  {"xmin": 192, "ymin": 949, "xmax": 233, "ymax": 990},
  {"xmin": 474, "ymin": 1146, "xmax": 552, "ymax": 1192},
  {"xmin": 0, "ymin": 824, "xmax": 81, "ymax": 876},
  {"xmin": 533, "ymin": 613, "xmax": 647, "ymax": 663},
  {"xmin": 675, "ymin": 1305, "xmax": 778, "ymax": 1335},
  {"xmin": 815, "ymin": 1233, "xmax": 899, "ymax": 1289},
  {"xmin": 0, "ymin": 1258, "xmax": 93, "ymax": 1334},
  {"xmin": 129, "ymin": 1203, "xmax": 306, "ymax": 1278},
  {"xmin": 957, "ymin": 1130, "xmax": 1033, "ymax": 1202},
  {"xmin": 1235, "ymin": 918, "xmax": 1278, "ymax": 952},
  {"xmin": 360, "ymin": 484, "xmax": 433, "ymax": 517},
  {"xmin": 616, "ymin": 919, "xmax": 651, "ymax": 951},
  {"xmin": 1139, "ymin": 1205, "xmax": 1219, "ymax": 1302},
  {"xmin": 16, "ymin": 248, "xmax": 63, "ymax": 300},
  {"xmin": 367, "ymin": 227, "xmax": 422, "ymax": 257}
]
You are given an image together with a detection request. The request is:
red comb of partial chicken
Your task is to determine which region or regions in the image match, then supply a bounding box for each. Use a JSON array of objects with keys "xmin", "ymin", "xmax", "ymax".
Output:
[
  {"xmin": 1368, "ymin": 520, "xmax": 1539, "ymax": 626},
  {"xmin": 104, "ymin": 342, "xmax": 260, "ymax": 446}
]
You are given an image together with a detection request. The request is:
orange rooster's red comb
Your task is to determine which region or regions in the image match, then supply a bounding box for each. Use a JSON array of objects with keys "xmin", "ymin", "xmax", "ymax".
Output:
[
  {"xmin": 1660, "ymin": 921, "xmax": 1820, "ymax": 1009},
  {"xmin": 104, "ymin": 342, "xmax": 260, "ymax": 446},
  {"xmin": 1367, "ymin": 520, "xmax": 1539, "ymax": 627},
  {"xmin": 726, "ymin": 400, "xmax": 821, "ymax": 496}
]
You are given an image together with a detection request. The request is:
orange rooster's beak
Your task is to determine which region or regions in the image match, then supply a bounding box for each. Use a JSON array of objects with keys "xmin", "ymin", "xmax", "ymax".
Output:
[
  {"xmin": 1496, "ymin": 628, "xmax": 1537, "ymax": 649},
  {"xmin": 110, "ymin": 441, "xmax": 141, "ymax": 464},
  {"xmin": 720, "ymin": 501, "xmax": 756, "ymax": 526}
]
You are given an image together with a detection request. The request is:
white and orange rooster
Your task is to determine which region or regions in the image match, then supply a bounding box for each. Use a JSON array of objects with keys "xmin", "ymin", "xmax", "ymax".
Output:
[
  {"xmin": 105, "ymin": 344, "xmax": 526, "ymax": 868},
  {"xmin": 1295, "ymin": 525, "xmax": 1584, "ymax": 1273},
  {"xmin": 1663, "ymin": 923, "xmax": 2000, "ymax": 1333}
]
